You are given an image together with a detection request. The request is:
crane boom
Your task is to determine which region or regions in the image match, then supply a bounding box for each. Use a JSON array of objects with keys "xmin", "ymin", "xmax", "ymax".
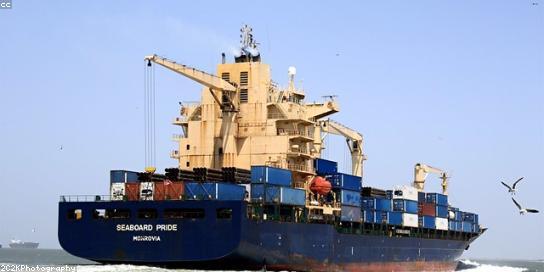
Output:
[
  {"xmin": 413, "ymin": 163, "xmax": 449, "ymax": 195},
  {"xmin": 320, "ymin": 119, "xmax": 365, "ymax": 177},
  {"xmin": 144, "ymin": 54, "xmax": 237, "ymax": 92}
]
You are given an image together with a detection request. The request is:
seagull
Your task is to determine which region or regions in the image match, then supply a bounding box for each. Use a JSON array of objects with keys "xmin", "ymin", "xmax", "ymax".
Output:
[
  {"xmin": 500, "ymin": 177, "xmax": 523, "ymax": 195},
  {"xmin": 512, "ymin": 198, "xmax": 539, "ymax": 215},
  {"xmin": 59, "ymin": 145, "xmax": 63, "ymax": 151}
]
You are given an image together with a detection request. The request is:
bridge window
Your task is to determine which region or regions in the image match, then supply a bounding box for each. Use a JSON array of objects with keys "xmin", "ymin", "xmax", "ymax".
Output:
[
  {"xmin": 67, "ymin": 209, "xmax": 82, "ymax": 220},
  {"xmin": 240, "ymin": 89, "xmax": 248, "ymax": 103},
  {"xmin": 93, "ymin": 209, "xmax": 106, "ymax": 219},
  {"xmin": 107, "ymin": 209, "xmax": 131, "ymax": 219},
  {"xmin": 221, "ymin": 72, "xmax": 230, "ymax": 82},
  {"xmin": 138, "ymin": 208, "xmax": 158, "ymax": 219},
  {"xmin": 240, "ymin": 71, "xmax": 248, "ymax": 85},
  {"xmin": 217, "ymin": 208, "xmax": 232, "ymax": 220},
  {"xmin": 163, "ymin": 208, "xmax": 205, "ymax": 219}
]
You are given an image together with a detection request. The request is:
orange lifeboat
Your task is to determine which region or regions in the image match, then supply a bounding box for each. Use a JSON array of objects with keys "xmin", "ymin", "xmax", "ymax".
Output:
[{"xmin": 310, "ymin": 176, "xmax": 332, "ymax": 195}]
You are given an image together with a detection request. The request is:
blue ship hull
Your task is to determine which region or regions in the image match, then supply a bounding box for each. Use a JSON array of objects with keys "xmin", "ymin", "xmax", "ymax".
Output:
[{"xmin": 58, "ymin": 200, "xmax": 477, "ymax": 271}]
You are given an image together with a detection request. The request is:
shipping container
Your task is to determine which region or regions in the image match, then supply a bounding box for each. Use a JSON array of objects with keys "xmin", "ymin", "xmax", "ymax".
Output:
[
  {"xmin": 139, "ymin": 182, "xmax": 154, "ymax": 201},
  {"xmin": 250, "ymin": 184, "xmax": 305, "ymax": 206},
  {"xmin": 314, "ymin": 158, "xmax": 338, "ymax": 175},
  {"xmin": 375, "ymin": 211, "xmax": 388, "ymax": 224},
  {"xmin": 462, "ymin": 222, "xmax": 473, "ymax": 232},
  {"xmin": 435, "ymin": 218, "xmax": 448, "ymax": 230},
  {"xmin": 185, "ymin": 182, "xmax": 245, "ymax": 201},
  {"xmin": 363, "ymin": 210, "xmax": 375, "ymax": 223},
  {"xmin": 425, "ymin": 193, "xmax": 448, "ymax": 206},
  {"xmin": 341, "ymin": 206, "xmax": 362, "ymax": 222},
  {"xmin": 375, "ymin": 198, "xmax": 392, "ymax": 211},
  {"xmin": 125, "ymin": 183, "xmax": 139, "ymax": 201},
  {"xmin": 388, "ymin": 211, "xmax": 403, "ymax": 225},
  {"xmin": 455, "ymin": 211, "xmax": 462, "ymax": 221},
  {"xmin": 250, "ymin": 166, "xmax": 292, "ymax": 186},
  {"xmin": 385, "ymin": 190, "xmax": 393, "ymax": 199},
  {"xmin": 335, "ymin": 189, "xmax": 361, "ymax": 207},
  {"xmin": 165, "ymin": 181, "xmax": 184, "ymax": 200},
  {"xmin": 419, "ymin": 202, "xmax": 436, "ymax": 216},
  {"xmin": 402, "ymin": 213, "xmax": 419, "ymax": 227},
  {"xmin": 392, "ymin": 185, "xmax": 418, "ymax": 201},
  {"xmin": 473, "ymin": 224, "xmax": 480, "ymax": 233},
  {"xmin": 418, "ymin": 192, "xmax": 426, "ymax": 202},
  {"xmin": 153, "ymin": 181, "xmax": 165, "ymax": 201},
  {"xmin": 456, "ymin": 221, "xmax": 463, "ymax": 231},
  {"xmin": 327, "ymin": 173, "xmax": 361, "ymax": 191},
  {"xmin": 448, "ymin": 221, "xmax": 456, "ymax": 231},
  {"xmin": 110, "ymin": 170, "xmax": 139, "ymax": 183},
  {"xmin": 361, "ymin": 197, "xmax": 375, "ymax": 209},
  {"xmin": 392, "ymin": 199, "xmax": 418, "ymax": 214},
  {"xmin": 462, "ymin": 212, "xmax": 477, "ymax": 223},
  {"xmin": 420, "ymin": 215, "xmax": 436, "ymax": 229},
  {"xmin": 110, "ymin": 183, "xmax": 125, "ymax": 201},
  {"xmin": 436, "ymin": 205, "xmax": 448, "ymax": 218}
]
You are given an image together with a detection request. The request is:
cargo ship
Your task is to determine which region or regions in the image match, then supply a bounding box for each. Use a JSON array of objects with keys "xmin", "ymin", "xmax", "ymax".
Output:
[
  {"xmin": 58, "ymin": 25, "xmax": 484, "ymax": 271},
  {"xmin": 8, "ymin": 240, "xmax": 39, "ymax": 249}
]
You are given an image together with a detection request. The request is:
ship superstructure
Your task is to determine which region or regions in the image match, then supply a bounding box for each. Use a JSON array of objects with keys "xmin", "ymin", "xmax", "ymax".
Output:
[{"xmin": 58, "ymin": 26, "xmax": 484, "ymax": 271}]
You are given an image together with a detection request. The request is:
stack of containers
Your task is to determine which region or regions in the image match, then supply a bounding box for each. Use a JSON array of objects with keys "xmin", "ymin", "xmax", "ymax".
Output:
[
  {"xmin": 389, "ymin": 186, "xmax": 419, "ymax": 227},
  {"xmin": 461, "ymin": 212, "xmax": 479, "ymax": 233},
  {"xmin": 361, "ymin": 195, "xmax": 392, "ymax": 224},
  {"xmin": 448, "ymin": 207, "xmax": 463, "ymax": 231},
  {"xmin": 154, "ymin": 180, "xmax": 185, "ymax": 200},
  {"xmin": 110, "ymin": 170, "xmax": 139, "ymax": 201},
  {"xmin": 315, "ymin": 159, "xmax": 363, "ymax": 222},
  {"xmin": 425, "ymin": 193, "xmax": 448, "ymax": 230},
  {"xmin": 417, "ymin": 192, "xmax": 435, "ymax": 229},
  {"xmin": 249, "ymin": 166, "xmax": 305, "ymax": 206}
]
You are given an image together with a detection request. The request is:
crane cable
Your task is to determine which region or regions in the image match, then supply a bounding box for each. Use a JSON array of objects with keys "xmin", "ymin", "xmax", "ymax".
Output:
[{"xmin": 144, "ymin": 60, "xmax": 156, "ymax": 172}]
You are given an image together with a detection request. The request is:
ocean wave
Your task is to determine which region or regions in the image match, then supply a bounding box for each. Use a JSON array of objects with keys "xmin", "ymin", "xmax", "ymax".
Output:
[{"xmin": 457, "ymin": 259, "xmax": 527, "ymax": 272}]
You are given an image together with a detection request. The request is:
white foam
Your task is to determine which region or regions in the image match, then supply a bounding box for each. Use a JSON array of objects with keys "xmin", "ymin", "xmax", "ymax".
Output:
[{"xmin": 458, "ymin": 260, "xmax": 527, "ymax": 272}]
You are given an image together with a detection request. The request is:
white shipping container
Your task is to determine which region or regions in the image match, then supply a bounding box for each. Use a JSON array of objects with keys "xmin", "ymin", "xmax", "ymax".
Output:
[
  {"xmin": 435, "ymin": 217, "xmax": 448, "ymax": 230},
  {"xmin": 402, "ymin": 213, "xmax": 419, "ymax": 227},
  {"xmin": 393, "ymin": 185, "xmax": 418, "ymax": 201},
  {"xmin": 110, "ymin": 183, "xmax": 125, "ymax": 201},
  {"xmin": 140, "ymin": 182, "xmax": 154, "ymax": 200}
]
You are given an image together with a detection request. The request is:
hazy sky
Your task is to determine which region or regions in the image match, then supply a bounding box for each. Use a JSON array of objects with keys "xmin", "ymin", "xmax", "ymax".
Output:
[{"xmin": 0, "ymin": 0, "xmax": 542, "ymax": 259}]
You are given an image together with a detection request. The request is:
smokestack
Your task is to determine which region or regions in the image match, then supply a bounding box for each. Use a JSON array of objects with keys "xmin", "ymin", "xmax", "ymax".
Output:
[{"xmin": 221, "ymin": 52, "xmax": 226, "ymax": 64}]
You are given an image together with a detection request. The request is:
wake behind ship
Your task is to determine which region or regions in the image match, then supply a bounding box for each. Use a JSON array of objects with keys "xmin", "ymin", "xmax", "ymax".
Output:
[{"xmin": 58, "ymin": 26, "xmax": 484, "ymax": 271}]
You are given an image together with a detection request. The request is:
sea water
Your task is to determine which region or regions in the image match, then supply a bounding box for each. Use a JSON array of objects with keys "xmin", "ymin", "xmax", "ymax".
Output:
[{"xmin": 0, "ymin": 248, "xmax": 542, "ymax": 272}]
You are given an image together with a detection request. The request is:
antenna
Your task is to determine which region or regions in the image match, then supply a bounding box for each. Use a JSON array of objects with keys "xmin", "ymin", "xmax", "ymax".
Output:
[{"xmin": 321, "ymin": 95, "xmax": 338, "ymax": 101}]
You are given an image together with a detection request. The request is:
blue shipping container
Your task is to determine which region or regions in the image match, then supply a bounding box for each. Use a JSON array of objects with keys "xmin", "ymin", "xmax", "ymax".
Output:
[
  {"xmin": 336, "ymin": 189, "xmax": 361, "ymax": 207},
  {"xmin": 388, "ymin": 211, "xmax": 403, "ymax": 225},
  {"xmin": 462, "ymin": 222, "xmax": 473, "ymax": 232},
  {"xmin": 421, "ymin": 215, "xmax": 436, "ymax": 229},
  {"xmin": 462, "ymin": 212, "xmax": 476, "ymax": 223},
  {"xmin": 436, "ymin": 205, "xmax": 448, "ymax": 218},
  {"xmin": 375, "ymin": 198, "xmax": 392, "ymax": 211},
  {"xmin": 250, "ymin": 184, "xmax": 305, "ymax": 206},
  {"xmin": 341, "ymin": 206, "xmax": 362, "ymax": 222},
  {"xmin": 392, "ymin": 199, "xmax": 418, "ymax": 213},
  {"xmin": 425, "ymin": 193, "xmax": 448, "ymax": 206},
  {"xmin": 455, "ymin": 211, "xmax": 462, "ymax": 221},
  {"xmin": 375, "ymin": 211, "xmax": 388, "ymax": 224},
  {"xmin": 250, "ymin": 166, "xmax": 292, "ymax": 186},
  {"xmin": 385, "ymin": 190, "xmax": 393, "ymax": 199},
  {"xmin": 328, "ymin": 173, "xmax": 362, "ymax": 191},
  {"xmin": 456, "ymin": 221, "xmax": 463, "ymax": 231},
  {"xmin": 448, "ymin": 221, "xmax": 455, "ymax": 231},
  {"xmin": 314, "ymin": 158, "xmax": 338, "ymax": 175},
  {"xmin": 363, "ymin": 210, "xmax": 375, "ymax": 223},
  {"xmin": 185, "ymin": 182, "xmax": 245, "ymax": 200},
  {"xmin": 110, "ymin": 170, "xmax": 139, "ymax": 183},
  {"xmin": 361, "ymin": 197, "xmax": 375, "ymax": 209},
  {"xmin": 418, "ymin": 192, "xmax": 426, "ymax": 202},
  {"xmin": 473, "ymin": 224, "xmax": 480, "ymax": 233}
]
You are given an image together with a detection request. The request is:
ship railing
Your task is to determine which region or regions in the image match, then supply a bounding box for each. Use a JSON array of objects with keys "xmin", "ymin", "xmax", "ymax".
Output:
[
  {"xmin": 59, "ymin": 195, "xmax": 112, "ymax": 202},
  {"xmin": 172, "ymin": 134, "xmax": 185, "ymax": 140},
  {"xmin": 287, "ymin": 163, "xmax": 310, "ymax": 172},
  {"xmin": 277, "ymin": 129, "xmax": 314, "ymax": 138}
]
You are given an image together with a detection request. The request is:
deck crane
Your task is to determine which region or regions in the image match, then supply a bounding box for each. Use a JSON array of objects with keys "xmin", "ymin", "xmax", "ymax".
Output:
[
  {"xmin": 144, "ymin": 54, "xmax": 238, "ymax": 111},
  {"xmin": 319, "ymin": 119, "xmax": 365, "ymax": 177},
  {"xmin": 413, "ymin": 163, "xmax": 449, "ymax": 195}
]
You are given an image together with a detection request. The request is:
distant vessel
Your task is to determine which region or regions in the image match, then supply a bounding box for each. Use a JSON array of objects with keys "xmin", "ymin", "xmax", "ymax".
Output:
[{"xmin": 9, "ymin": 240, "xmax": 39, "ymax": 249}]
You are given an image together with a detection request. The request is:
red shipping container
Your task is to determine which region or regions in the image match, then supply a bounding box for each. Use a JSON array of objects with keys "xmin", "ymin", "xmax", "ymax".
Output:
[
  {"xmin": 165, "ymin": 181, "xmax": 184, "ymax": 200},
  {"xmin": 125, "ymin": 183, "xmax": 140, "ymax": 201},
  {"xmin": 420, "ymin": 202, "xmax": 436, "ymax": 216},
  {"xmin": 154, "ymin": 181, "xmax": 165, "ymax": 201}
]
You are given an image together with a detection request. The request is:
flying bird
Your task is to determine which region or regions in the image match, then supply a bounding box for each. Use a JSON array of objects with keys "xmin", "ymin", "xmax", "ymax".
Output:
[
  {"xmin": 512, "ymin": 198, "xmax": 539, "ymax": 215},
  {"xmin": 500, "ymin": 177, "xmax": 524, "ymax": 195}
]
